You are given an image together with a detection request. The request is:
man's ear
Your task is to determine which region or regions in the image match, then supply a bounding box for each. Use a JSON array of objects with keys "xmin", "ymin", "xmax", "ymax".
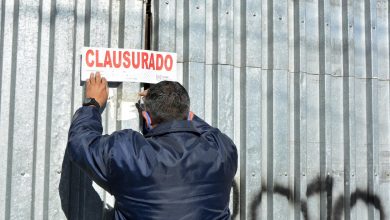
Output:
[
  {"xmin": 187, "ymin": 111, "xmax": 194, "ymax": 121},
  {"xmin": 142, "ymin": 111, "xmax": 152, "ymax": 129}
]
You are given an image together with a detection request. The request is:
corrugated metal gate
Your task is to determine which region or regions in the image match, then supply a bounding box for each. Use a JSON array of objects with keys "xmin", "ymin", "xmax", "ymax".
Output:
[{"xmin": 0, "ymin": 0, "xmax": 389, "ymax": 219}]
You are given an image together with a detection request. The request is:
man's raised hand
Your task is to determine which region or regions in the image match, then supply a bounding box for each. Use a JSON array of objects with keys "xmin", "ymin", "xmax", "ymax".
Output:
[{"xmin": 86, "ymin": 72, "xmax": 109, "ymax": 107}]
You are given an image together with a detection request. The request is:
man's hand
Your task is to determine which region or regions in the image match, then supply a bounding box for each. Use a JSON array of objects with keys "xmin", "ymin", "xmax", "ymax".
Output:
[
  {"xmin": 86, "ymin": 72, "xmax": 108, "ymax": 107},
  {"xmin": 138, "ymin": 89, "xmax": 148, "ymax": 97}
]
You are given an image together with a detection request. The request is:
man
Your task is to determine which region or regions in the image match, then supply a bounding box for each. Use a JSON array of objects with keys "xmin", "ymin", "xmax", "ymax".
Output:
[{"xmin": 67, "ymin": 73, "xmax": 237, "ymax": 220}]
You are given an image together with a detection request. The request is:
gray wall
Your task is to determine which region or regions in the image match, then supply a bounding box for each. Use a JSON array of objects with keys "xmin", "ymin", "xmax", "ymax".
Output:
[{"xmin": 0, "ymin": 0, "xmax": 389, "ymax": 219}]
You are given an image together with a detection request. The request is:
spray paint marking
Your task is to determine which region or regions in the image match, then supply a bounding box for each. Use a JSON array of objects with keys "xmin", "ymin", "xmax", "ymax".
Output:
[{"xmin": 231, "ymin": 176, "xmax": 386, "ymax": 220}]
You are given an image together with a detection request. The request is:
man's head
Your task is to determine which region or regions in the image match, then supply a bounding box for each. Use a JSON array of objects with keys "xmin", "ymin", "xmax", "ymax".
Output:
[{"xmin": 143, "ymin": 81, "xmax": 190, "ymax": 125}]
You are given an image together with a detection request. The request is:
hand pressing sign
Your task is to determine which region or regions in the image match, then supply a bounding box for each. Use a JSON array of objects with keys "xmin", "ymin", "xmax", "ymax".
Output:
[{"xmin": 84, "ymin": 72, "xmax": 109, "ymax": 110}]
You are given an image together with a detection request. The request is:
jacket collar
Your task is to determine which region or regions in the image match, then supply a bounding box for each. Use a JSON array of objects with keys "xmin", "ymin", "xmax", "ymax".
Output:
[{"xmin": 144, "ymin": 120, "xmax": 201, "ymax": 138}]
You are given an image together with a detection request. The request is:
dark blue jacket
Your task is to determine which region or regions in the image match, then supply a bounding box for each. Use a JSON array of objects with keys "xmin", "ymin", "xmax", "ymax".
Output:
[{"xmin": 67, "ymin": 106, "xmax": 237, "ymax": 220}]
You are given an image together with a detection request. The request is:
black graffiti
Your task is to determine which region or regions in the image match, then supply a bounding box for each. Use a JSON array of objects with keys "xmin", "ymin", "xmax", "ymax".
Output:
[
  {"xmin": 302, "ymin": 176, "xmax": 333, "ymax": 220},
  {"xmin": 332, "ymin": 189, "xmax": 386, "ymax": 220},
  {"xmin": 231, "ymin": 176, "xmax": 386, "ymax": 220}
]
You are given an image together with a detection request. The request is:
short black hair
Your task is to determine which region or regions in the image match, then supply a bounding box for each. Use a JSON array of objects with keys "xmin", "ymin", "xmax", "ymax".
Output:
[{"xmin": 144, "ymin": 81, "xmax": 190, "ymax": 124}]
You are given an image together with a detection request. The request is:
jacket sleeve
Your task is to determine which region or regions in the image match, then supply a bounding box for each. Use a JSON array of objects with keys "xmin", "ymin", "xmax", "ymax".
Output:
[{"xmin": 67, "ymin": 106, "xmax": 113, "ymax": 193}]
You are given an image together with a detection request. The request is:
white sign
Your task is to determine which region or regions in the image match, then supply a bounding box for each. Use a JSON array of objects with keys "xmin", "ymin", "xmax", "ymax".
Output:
[{"xmin": 80, "ymin": 47, "xmax": 177, "ymax": 83}]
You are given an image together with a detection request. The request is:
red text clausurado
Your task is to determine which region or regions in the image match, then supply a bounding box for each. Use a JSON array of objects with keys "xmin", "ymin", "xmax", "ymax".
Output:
[{"xmin": 85, "ymin": 49, "xmax": 174, "ymax": 71}]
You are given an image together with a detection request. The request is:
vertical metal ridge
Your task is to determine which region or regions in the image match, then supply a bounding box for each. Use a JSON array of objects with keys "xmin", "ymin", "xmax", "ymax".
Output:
[
  {"xmin": 238, "ymin": 75, "xmax": 245, "ymax": 219},
  {"xmin": 105, "ymin": 0, "xmax": 112, "ymax": 133},
  {"xmin": 0, "ymin": 0, "xmax": 4, "ymax": 203},
  {"xmin": 70, "ymin": 0, "xmax": 78, "ymax": 120},
  {"xmin": 318, "ymin": 0, "xmax": 328, "ymax": 218},
  {"xmin": 182, "ymin": 0, "xmax": 189, "ymax": 89},
  {"xmin": 341, "ymin": 0, "xmax": 351, "ymax": 219},
  {"xmin": 239, "ymin": 0, "xmax": 246, "ymax": 219},
  {"xmin": 30, "ymin": 0, "xmax": 44, "ymax": 219},
  {"xmin": 68, "ymin": 1, "xmax": 78, "ymax": 216},
  {"xmin": 211, "ymin": 66, "xmax": 218, "ymax": 127},
  {"xmin": 364, "ymin": 0, "xmax": 374, "ymax": 219},
  {"xmin": 0, "ymin": 0, "xmax": 6, "ymax": 113},
  {"xmin": 84, "ymin": 0, "xmax": 91, "ymax": 47},
  {"xmin": 118, "ymin": 0, "xmax": 124, "ymax": 48},
  {"xmin": 116, "ymin": 84, "xmax": 123, "ymax": 130},
  {"xmin": 210, "ymin": 0, "xmax": 218, "ymax": 127},
  {"xmin": 43, "ymin": 0, "xmax": 56, "ymax": 218},
  {"xmin": 5, "ymin": 0, "xmax": 19, "ymax": 219},
  {"xmin": 140, "ymin": 1, "xmax": 145, "ymax": 50},
  {"xmin": 266, "ymin": 0, "xmax": 273, "ymax": 218},
  {"xmin": 108, "ymin": 0, "xmax": 112, "ymax": 47},
  {"xmin": 293, "ymin": 0, "xmax": 301, "ymax": 219},
  {"xmin": 152, "ymin": 0, "xmax": 159, "ymax": 51},
  {"xmin": 266, "ymin": 73, "xmax": 273, "ymax": 220},
  {"xmin": 115, "ymin": 0, "xmax": 125, "ymax": 131},
  {"xmin": 80, "ymin": 2, "xmax": 90, "ymax": 216},
  {"xmin": 140, "ymin": 1, "xmax": 145, "ymax": 49}
]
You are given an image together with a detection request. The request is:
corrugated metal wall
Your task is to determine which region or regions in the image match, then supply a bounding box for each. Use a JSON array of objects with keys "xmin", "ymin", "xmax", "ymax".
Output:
[{"xmin": 0, "ymin": 0, "xmax": 389, "ymax": 219}]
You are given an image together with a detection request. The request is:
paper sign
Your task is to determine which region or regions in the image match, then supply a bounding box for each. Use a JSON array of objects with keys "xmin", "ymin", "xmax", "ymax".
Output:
[{"xmin": 80, "ymin": 47, "xmax": 177, "ymax": 83}]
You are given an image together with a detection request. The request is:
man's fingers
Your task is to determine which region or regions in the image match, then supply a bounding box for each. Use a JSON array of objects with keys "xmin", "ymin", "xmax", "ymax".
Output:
[
  {"xmin": 102, "ymin": 77, "xmax": 107, "ymax": 84},
  {"xmin": 89, "ymin": 73, "xmax": 95, "ymax": 84},
  {"xmin": 102, "ymin": 77, "xmax": 109, "ymax": 94},
  {"xmin": 96, "ymin": 72, "xmax": 102, "ymax": 83},
  {"xmin": 86, "ymin": 79, "xmax": 90, "ymax": 86},
  {"xmin": 138, "ymin": 89, "xmax": 148, "ymax": 97},
  {"xmin": 102, "ymin": 77, "xmax": 108, "ymax": 88}
]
